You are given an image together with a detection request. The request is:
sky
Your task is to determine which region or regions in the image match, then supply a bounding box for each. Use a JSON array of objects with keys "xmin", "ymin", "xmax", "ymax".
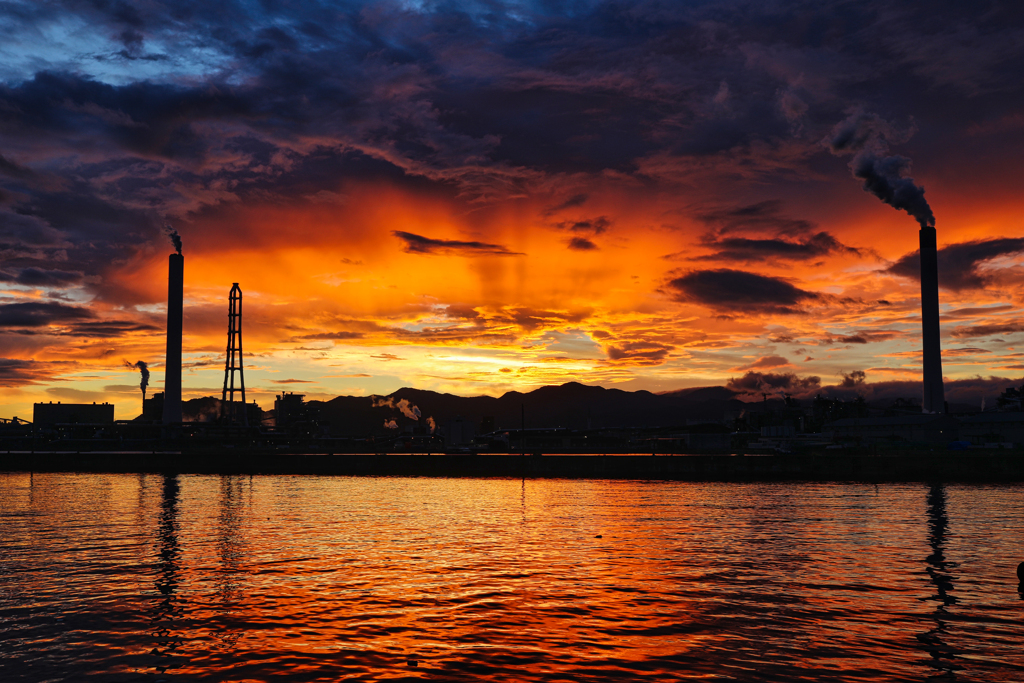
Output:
[{"xmin": 2, "ymin": 0, "xmax": 1024, "ymax": 420}]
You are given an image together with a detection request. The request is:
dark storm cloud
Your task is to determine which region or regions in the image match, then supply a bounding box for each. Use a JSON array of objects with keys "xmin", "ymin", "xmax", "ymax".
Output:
[
  {"xmin": 0, "ymin": 268, "xmax": 83, "ymax": 287},
  {"xmin": 0, "ymin": 302, "xmax": 93, "ymax": 327},
  {"xmin": 606, "ymin": 342, "xmax": 672, "ymax": 364},
  {"xmin": 61, "ymin": 321, "xmax": 161, "ymax": 338},
  {"xmin": 667, "ymin": 269, "xmax": 819, "ymax": 314},
  {"xmin": 824, "ymin": 330, "xmax": 899, "ymax": 345},
  {"xmin": 887, "ymin": 238, "xmax": 1024, "ymax": 291},
  {"xmin": 0, "ymin": 153, "xmax": 33, "ymax": 178},
  {"xmin": 393, "ymin": 231, "xmax": 524, "ymax": 257},
  {"xmin": 444, "ymin": 306, "xmax": 480, "ymax": 320},
  {"xmin": 0, "ymin": 0, "xmax": 1022, "ymax": 308},
  {"xmin": 556, "ymin": 217, "xmax": 611, "ymax": 235},
  {"xmin": 839, "ymin": 370, "xmax": 867, "ymax": 388},
  {"xmin": 689, "ymin": 232, "xmax": 861, "ymax": 262},
  {"xmin": 734, "ymin": 355, "xmax": 790, "ymax": 371},
  {"xmin": 946, "ymin": 304, "xmax": 1015, "ymax": 318},
  {"xmin": 2, "ymin": 1, "xmax": 1020, "ymax": 197},
  {"xmin": 950, "ymin": 322, "xmax": 1024, "ymax": 339},
  {"xmin": 567, "ymin": 237, "xmax": 598, "ymax": 251},
  {"xmin": 0, "ymin": 209, "xmax": 69, "ymax": 249},
  {"xmin": 696, "ymin": 201, "xmax": 815, "ymax": 236},
  {"xmin": 686, "ymin": 201, "xmax": 865, "ymax": 263},
  {"xmin": 544, "ymin": 193, "xmax": 589, "ymax": 215},
  {"xmin": 0, "ymin": 358, "xmax": 77, "ymax": 387},
  {"xmin": 0, "ymin": 71, "xmax": 252, "ymax": 162}
]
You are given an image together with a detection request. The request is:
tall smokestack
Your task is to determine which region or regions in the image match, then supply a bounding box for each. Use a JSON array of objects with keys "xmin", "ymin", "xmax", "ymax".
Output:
[
  {"xmin": 162, "ymin": 253, "xmax": 183, "ymax": 424},
  {"xmin": 920, "ymin": 226, "xmax": 945, "ymax": 412},
  {"xmin": 825, "ymin": 110, "xmax": 945, "ymax": 413}
]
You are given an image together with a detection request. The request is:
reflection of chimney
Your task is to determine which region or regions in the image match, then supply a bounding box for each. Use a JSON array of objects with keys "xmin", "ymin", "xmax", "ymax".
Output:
[
  {"xmin": 920, "ymin": 226, "xmax": 945, "ymax": 413},
  {"xmin": 162, "ymin": 253, "xmax": 183, "ymax": 424}
]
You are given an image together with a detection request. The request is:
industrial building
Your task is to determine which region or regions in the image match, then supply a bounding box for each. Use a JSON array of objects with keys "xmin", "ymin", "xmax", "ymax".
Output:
[
  {"xmin": 33, "ymin": 402, "xmax": 114, "ymax": 425},
  {"xmin": 958, "ymin": 413, "xmax": 1024, "ymax": 448},
  {"xmin": 823, "ymin": 414, "xmax": 959, "ymax": 447}
]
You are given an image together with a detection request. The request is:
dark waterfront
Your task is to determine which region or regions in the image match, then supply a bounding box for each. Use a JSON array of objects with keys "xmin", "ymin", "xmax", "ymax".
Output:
[
  {"xmin": 2, "ymin": 473, "xmax": 1023, "ymax": 681},
  {"xmin": 4, "ymin": 451, "xmax": 1024, "ymax": 481}
]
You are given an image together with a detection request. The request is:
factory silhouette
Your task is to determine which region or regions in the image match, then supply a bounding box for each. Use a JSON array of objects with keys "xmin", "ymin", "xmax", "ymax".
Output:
[
  {"xmin": 4, "ymin": 219, "xmax": 1024, "ymax": 462},
  {"xmin": 3, "ymin": 160, "xmax": 1024, "ymax": 463}
]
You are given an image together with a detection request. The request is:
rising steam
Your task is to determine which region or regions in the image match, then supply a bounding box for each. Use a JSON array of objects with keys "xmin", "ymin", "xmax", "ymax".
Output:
[
  {"xmin": 824, "ymin": 110, "xmax": 935, "ymax": 228},
  {"xmin": 426, "ymin": 416, "xmax": 436, "ymax": 433},
  {"xmin": 383, "ymin": 418, "xmax": 398, "ymax": 429},
  {"xmin": 371, "ymin": 395, "xmax": 422, "ymax": 420},
  {"xmin": 124, "ymin": 360, "xmax": 150, "ymax": 398},
  {"xmin": 164, "ymin": 225, "xmax": 183, "ymax": 255},
  {"xmin": 397, "ymin": 398, "xmax": 421, "ymax": 420}
]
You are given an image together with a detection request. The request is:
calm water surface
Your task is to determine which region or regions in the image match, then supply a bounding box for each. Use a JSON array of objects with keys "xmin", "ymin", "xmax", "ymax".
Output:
[{"xmin": 1, "ymin": 473, "xmax": 1023, "ymax": 681}]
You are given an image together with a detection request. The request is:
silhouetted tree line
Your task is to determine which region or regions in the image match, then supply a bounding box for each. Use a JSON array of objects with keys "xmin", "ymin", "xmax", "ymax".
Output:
[{"xmin": 807, "ymin": 394, "xmax": 869, "ymax": 432}]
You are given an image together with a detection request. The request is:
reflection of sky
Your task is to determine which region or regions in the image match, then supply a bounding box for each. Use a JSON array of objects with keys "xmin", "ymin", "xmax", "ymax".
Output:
[{"xmin": 5, "ymin": 476, "xmax": 1024, "ymax": 679}]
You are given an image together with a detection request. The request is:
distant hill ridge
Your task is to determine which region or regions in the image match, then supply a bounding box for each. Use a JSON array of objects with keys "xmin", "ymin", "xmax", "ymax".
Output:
[
  {"xmin": 142, "ymin": 381, "xmax": 998, "ymax": 433},
  {"xmin": 309, "ymin": 381, "xmax": 747, "ymax": 435}
]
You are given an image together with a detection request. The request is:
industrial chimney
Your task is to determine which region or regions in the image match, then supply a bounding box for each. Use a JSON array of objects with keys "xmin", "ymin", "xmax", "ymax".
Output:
[
  {"xmin": 823, "ymin": 110, "xmax": 945, "ymax": 413},
  {"xmin": 919, "ymin": 226, "xmax": 945, "ymax": 413},
  {"xmin": 162, "ymin": 253, "xmax": 184, "ymax": 424}
]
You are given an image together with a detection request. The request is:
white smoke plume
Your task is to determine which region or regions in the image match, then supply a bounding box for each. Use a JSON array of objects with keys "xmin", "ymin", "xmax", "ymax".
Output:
[
  {"xmin": 371, "ymin": 395, "xmax": 422, "ymax": 420},
  {"xmin": 396, "ymin": 398, "xmax": 421, "ymax": 420},
  {"xmin": 426, "ymin": 416, "xmax": 436, "ymax": 433},
  {"xmin": 383, "ymin": 418, "xmax": 398, "ymax": 429}
]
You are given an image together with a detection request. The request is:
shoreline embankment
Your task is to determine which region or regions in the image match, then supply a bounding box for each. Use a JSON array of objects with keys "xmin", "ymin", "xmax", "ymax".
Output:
[{"xmin": 3, "ymin": 451, "xmax": 1024, "ymax": 481}]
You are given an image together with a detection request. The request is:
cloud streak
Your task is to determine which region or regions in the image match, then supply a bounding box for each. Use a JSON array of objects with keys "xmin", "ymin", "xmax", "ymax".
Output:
[
  {"xmin": 0, "ymin": 302, "xmax": 93, "ymax": 328},
  {"xmin": 888, "ymin": 238, "xmax": 1024, "ymax": 291},
  {"xmin": 667, "ymin": 269, "xmax": 819, "ymax": 314},
  {"xmin": 392, "ymin": 231, "xmax": 524, "ymax": 257}
]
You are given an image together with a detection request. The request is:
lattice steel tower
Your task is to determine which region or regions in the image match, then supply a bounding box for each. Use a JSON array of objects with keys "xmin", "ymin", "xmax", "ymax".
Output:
[{"xmin": 221, "ymin": 283, "xmax": 247, "ymax": 425}]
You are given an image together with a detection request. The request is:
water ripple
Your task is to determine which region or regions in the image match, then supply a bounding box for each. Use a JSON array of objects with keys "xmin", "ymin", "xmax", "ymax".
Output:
[{"xmin": 2, "ymin": 474, "xmax": 1024, "ymax": 681}]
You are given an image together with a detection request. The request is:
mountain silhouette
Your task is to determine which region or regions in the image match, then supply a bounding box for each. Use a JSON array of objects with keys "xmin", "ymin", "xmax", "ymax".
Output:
[{"xmin": 308, "ymin": 381, "xmax": 746, "ymax": 435}]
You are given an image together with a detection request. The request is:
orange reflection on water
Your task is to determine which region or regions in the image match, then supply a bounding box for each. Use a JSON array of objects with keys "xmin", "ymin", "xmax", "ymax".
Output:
[{"xmin": 1, "ymin": 474, "xmax": 1023, "ymax": 681}]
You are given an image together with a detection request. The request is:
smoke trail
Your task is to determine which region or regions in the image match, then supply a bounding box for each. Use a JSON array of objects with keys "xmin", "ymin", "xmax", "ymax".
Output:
[
  {"xmin": 396, "ymin": 398, "xmax": 421, "ymax": 420},
  {"xmin": 824, "ymin": 110, "xmax": 935, "ymax": 228},
  {"xmin": 164, "ymin": 225, "xmax": 183, "ymax": 255},
  {"xmin": 426, "ymin": 416, "xmax": 436, "ymax": 433},
  {"xmin": 383, "ymin": 418, "xmax": 398, "ymax": 429},
  {"xmin": 372, "ymin": 395, "xmax": 422, "ymax": 420},
  {"xmin": 123, "ymin": 360, "xmax": 150, "ymax": 397}
]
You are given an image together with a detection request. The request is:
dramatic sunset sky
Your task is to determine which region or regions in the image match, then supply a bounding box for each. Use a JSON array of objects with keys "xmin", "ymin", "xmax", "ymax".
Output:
[{"xmin": 2, "ymin": 1, "xmax": 1024, "ymax": 419}]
